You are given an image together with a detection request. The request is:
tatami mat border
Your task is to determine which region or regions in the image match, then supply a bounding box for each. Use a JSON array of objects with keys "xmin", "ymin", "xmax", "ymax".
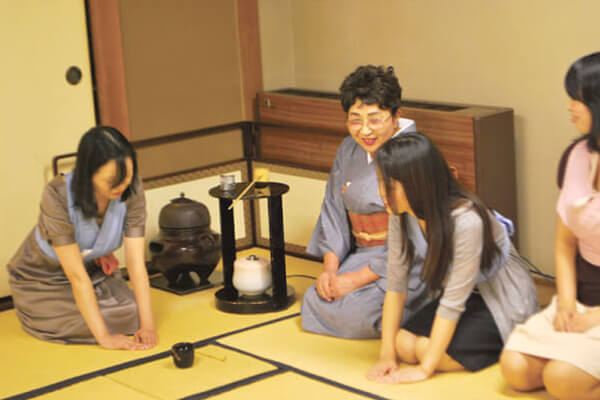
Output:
[{"xmin": 4, "ymin": 313, "xmax": 301, "ymax": 400}]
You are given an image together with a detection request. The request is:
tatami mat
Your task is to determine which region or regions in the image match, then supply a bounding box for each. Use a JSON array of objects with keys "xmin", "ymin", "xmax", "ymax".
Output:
[
  {"xmin": 3, "ymin": 248, "xmax": 556, "ymax": 399},
  {"xmin": 33, "ymin": 377, "xmax": 155, "ymax": 400},
  {"xmin": 209, "ymin": 371, "xmax": 371, "ymax": 400},
  {"xmin": 1, "ymin": 248, "xmax": 318, "ymax": 399},
  {"xmin": 219, "ymin": 316, "xmax": 554, "ymax": 400},
  {"xmin": 106, "ymin": 344, "xmax": 275, "ymax": 400}
]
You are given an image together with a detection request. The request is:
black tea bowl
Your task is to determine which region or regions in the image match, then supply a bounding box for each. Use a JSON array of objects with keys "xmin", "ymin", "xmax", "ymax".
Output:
[{"xmin": 171, "ymin": 342, "xmax": 195, "ymax": 368}]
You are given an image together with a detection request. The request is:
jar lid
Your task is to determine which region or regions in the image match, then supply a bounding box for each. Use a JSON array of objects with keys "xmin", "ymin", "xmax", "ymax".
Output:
[{"xmin": 158, "ymin": 192, "xmax": 210, "ymax": 229}]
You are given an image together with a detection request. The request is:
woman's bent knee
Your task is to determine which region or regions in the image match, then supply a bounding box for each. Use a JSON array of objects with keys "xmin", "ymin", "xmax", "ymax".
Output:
[
  {"xmin": 500, "ymin": 351, "xmax": 544, "ymax": 392},
  {"xmin": 543, "ymin": 360, "xmax": 597, "ymax": 400},
  {"xmin": 395, "ymin": 329, "xmax": 418, "ymax": 364}
]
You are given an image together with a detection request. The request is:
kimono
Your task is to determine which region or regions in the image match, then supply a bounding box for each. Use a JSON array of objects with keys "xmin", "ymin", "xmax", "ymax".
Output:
[
  {"xmin": 301, "ymin": 119, "xmax": 430, "ymax": 338},
  {"xmin": 7, "ymin": 172, "xmax": 145, "ymax": 344}
]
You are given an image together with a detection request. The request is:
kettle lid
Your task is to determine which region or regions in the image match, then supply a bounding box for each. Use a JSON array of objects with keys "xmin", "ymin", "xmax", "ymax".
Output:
[{"xmin": 158, "ymin": 192, "xmax": 210, "ymax": 229}]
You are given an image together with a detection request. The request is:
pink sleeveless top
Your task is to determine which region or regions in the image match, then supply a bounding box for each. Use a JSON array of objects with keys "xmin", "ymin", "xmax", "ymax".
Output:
[{"xmin": 557, "ymin": 140, "xmax": 600, "ymax": 265}]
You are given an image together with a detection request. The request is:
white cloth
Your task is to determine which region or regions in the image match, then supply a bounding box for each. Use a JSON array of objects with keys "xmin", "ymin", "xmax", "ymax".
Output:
[{"xmin": 504, "ymin": 296, "xmax": 600, "ymax": 379}]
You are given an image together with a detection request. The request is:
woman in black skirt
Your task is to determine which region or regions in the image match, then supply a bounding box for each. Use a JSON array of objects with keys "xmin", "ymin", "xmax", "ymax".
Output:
[{"xmin": 367, "ymin": 132, "xmax": 537, "ymax": 383}]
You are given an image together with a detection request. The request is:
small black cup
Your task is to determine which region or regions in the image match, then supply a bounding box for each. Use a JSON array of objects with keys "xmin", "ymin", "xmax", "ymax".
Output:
[{"xmin": 171, "ymin": 342, "xmax": 194, "ymax": 368}]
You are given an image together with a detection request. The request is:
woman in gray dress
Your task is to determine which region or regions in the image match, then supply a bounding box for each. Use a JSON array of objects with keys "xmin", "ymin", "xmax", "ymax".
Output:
[
  {"xmin": 301, "ymin": 65, "xmax": 430, "ymax": 338},
  {"xmin": 7, "ymin": 126, "xmax": 157, "ymax": 350},
  {"xmin": 367, "ymin": 133, "xmax": 537, "ymax": 383}
]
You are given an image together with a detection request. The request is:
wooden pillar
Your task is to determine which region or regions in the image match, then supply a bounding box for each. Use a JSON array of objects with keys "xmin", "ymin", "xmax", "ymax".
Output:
[
  {"xmin": 237, "ymin": 0, "xmax": 263, "ymax": 120},
  {"xmin": 87, "ymin": 0, "xmax": 131, "ymax": 137}
]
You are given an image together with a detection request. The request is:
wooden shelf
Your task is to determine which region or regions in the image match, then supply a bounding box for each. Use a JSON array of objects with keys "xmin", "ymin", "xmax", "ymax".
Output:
[{"xmin": 256, "ymin": 89, "xmax": 518, "ymax": 242}]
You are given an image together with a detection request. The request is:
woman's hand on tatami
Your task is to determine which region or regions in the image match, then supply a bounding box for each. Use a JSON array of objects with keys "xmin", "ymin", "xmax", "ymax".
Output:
[
  {"xmin": 134, "ymin": 327, "xmax": 158, "ymax": 348},
  {"xmin": 98, "ymin": 333, "xmax": 150, "ymax": 350},
  {"xmin": 373, "ymin": 365, "xmax": 430, "ymax": 384},
  {"xmin": 367, "ymin": 358, "xmax": 398, "ymax": 381}
]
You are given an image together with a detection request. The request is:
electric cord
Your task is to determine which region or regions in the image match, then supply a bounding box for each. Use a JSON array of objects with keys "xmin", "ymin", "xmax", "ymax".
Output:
[
  {"xmin": 286, "ymin": 274, "xmax": 317, "ymax": 280},
  {"xmin": 517, "ymin": 253, "xmax": 555, "ymax": 282}
]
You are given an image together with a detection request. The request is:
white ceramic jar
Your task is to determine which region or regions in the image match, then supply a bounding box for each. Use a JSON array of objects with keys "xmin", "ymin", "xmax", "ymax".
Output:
[{"xmin": 232, "ymin": 255, "xmax": 272, "ymax": 297}]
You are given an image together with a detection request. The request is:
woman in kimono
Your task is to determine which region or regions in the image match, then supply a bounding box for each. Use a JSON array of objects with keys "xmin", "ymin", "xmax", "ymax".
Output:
[
  {"xmin": 367, "ymin": 133, "xmax": 537, "ymax": 383},
  {"xmin": 501, "ymin": 52, "xmax": 600, "ymax": 400},
  {"xmin": 301, "ymin": 65, "xmax": 430, "ymax": 339},
  {"xmin": 7, "ymin": 126, "xmax": 157, "ymax": 350}
]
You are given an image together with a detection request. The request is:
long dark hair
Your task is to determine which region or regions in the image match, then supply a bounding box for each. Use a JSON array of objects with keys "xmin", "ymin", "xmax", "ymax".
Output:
[
  {"xmin": 339, "ymin": 65, "xmax": 403, "ymax": 116},
  {"xmin": 565, "ymin": 51, "xmax": 600, "ymax": 152},
  {"xmin": 71, "ymin": 126, "xmax": 138, "ymax": 218},
  {"xmin": 375, "ymin": 132, "xmax": 499, "ymax": 291}
]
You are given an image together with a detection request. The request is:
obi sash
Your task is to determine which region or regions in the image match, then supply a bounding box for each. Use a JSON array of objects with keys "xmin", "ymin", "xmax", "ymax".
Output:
[
  {"xmin": 35, "ymin": 172, "xmax": 127, "ymax": 265},
  {"xmin": 348, "ymin": 211, "xmax": 389, "ymax": 247}
]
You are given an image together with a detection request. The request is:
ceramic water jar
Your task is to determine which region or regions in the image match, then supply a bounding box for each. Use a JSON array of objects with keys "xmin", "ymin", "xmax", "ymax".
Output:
[{"xmin": 232, "ymin": 255, "xmax": 271, "ymax": 297}]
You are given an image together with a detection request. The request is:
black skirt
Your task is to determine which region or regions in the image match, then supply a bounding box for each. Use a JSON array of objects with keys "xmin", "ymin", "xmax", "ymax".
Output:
[
  {"xmin": 576, "ymin": 252, "xmax": 600, "ymax": 306},
  {"xmin": 402, "ymin": 292, "xmax": 503, "ymax": 371}
]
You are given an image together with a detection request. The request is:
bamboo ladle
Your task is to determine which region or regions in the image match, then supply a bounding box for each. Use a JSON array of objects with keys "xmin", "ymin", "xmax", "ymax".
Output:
[{"xmin": 227, "ymin": 168, "xmax": 269, "ymax": 210}]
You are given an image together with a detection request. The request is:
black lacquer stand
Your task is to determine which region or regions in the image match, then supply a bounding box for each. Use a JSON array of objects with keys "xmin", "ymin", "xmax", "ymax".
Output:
[{"xmin": 209, "ymin": 182, "xmax": 295, "ymax": 313}]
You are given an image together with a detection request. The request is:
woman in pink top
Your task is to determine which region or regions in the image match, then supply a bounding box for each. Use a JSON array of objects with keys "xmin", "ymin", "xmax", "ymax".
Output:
[{"xmin": 501, "ymin": 52, "xmax": 600, "ymax": 400}]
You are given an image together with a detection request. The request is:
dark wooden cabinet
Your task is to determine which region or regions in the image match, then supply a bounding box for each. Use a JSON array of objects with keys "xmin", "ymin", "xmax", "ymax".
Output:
[{"xmin": 256, "ymin": 89, "xmax": 518, "ymax": 240}]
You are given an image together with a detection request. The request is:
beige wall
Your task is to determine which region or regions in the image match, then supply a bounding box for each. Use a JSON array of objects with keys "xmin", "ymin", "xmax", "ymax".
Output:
[
  {"xmin": 259, "ymin": 0, "xmax": 600, "ymax": 274},
  {"xmin": 255, "ymin": 167, "xmax": 327, "ymax": 248}
]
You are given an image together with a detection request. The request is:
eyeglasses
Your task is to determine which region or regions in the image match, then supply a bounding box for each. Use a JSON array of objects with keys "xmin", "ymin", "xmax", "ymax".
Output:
[{"xmin": 346, "ymin": 113, "xmax": 392, "ymax": 131}]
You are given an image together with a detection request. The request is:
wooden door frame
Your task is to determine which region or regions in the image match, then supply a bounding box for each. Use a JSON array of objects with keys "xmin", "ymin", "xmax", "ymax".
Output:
[{"xmin": 87, "ymin": 0, "xmax": 131, "ymax": 137}]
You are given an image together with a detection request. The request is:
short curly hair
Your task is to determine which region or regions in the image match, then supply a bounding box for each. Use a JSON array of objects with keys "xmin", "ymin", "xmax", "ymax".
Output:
[{"xmin": 339, "ymin": 65, "xmax": 403, "ymax": 115}]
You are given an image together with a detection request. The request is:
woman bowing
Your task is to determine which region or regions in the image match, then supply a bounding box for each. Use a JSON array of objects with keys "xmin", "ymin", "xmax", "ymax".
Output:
[{"xmin": 7, "ymin": 126, "xmax": 157, "ymax": 349}]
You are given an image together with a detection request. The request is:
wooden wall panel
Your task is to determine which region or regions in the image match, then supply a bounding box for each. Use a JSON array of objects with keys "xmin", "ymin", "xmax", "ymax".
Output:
[
  {"xmin": 258, "ymin": 92, "xmax": 346, "ymax": 132},
  {"xmin": 401, "ymin": 109, "xmax": 476, "ymax": 192},
  {"xmin": 136, "ymin": 130, "xmax": 244, "ymax": 180},
  {"xmin": 87, "ymin": 0, "xmax": 264, "ymax": 184},
  {"xmin": 474, "ymin": 111, "xmax": 518, "ymax": 241},
  {"xmin": 257, "ymin": 92, "xmax": 479, "ymax": 192},
  {"xmin": 260, "ymin": 126, "xmax": 344, "ymax": 171},
  {"xmin": 118, "ymin": 0, "xmax": 244, "ymax": 140},
  {"xmin": 256, "ymin": 91, "xmax": 517, "ymax": 227}
]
